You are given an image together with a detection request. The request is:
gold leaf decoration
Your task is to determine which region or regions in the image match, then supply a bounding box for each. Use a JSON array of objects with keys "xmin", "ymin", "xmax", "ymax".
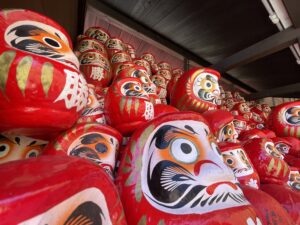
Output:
[
  {"xmin": 0, "ymin": 51, "xmax": 16, "ymax": 95},
  {"xmin": 41, "ymin": 62, "xmax": 53, "ymax": 96},
  {"xmin": 137, "ymin": 215, "xmax": 147, "ymax": 225},
  {"xmin": 16, "ymin": 56, "xmax": 32, "ymax": 96}
]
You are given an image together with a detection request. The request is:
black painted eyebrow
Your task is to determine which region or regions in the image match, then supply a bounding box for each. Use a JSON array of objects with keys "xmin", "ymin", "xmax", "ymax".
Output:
[
  {"xmin": 55, "ymin": 32, "xmax": 62, "ymax": 39},
  {"xmin": 28, "ymin": 140, "xmax": 37, "ymax": 146},
  {"xmin": 15, "ymin": 137, "xmax": 20, "ymax": 145},
  {"xmin": 80, "ymin": 133, "xmax": 105, "ymax": 144},
  {"xmin": 184, "ymin": 125, "xmax": 198, "ymax": 134}
]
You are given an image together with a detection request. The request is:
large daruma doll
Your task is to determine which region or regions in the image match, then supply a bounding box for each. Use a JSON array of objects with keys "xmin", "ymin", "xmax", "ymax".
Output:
[
  {"xmin": 0, "ymin": 9, "xmax": 88, "ymax": 139},
  {"xmin": 116, "ymin": 112, "xmax": 262, "ymax": 225},
  {"xmin": 170, "ymin": 67, "xmax": 221, "ymax": 112}
]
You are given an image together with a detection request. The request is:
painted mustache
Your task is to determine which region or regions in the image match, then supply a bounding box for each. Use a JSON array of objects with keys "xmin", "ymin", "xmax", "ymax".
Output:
[
  {"xmin": 198, "ymin": 89, "xmax": 218, "ymax": 104},
  {"xmin": 147, "ymin": 160, "xmax": 245, "ymax": 209}
]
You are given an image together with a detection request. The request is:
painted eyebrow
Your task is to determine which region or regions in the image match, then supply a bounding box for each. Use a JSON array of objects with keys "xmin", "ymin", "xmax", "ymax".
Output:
[
  {"xmin": 184, "ymin": 125, "xmax": 198, "ymax": 134},
  {"xmin": 55, "ymin": 32, "xmax": 62, "ymax": 39},
  {"xmin": 28, "ymin": 140, "xmax": 37, "ymax": 146}
]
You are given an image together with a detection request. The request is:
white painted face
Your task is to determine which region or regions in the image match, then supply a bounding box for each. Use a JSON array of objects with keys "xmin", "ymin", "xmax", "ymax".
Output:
[
  {"xmin": 192, "ymin": 72, "xmax": 220, "ymax": 105},
  {"xmin": 264, "ymin": 142, "xmax": 284, "ymax": 160},
  {"xmin": 221, "ymin": 148, "xmax": 254, "ymax": 178},
  {"xmin": 233, "ymin": 119, "xmax": 247, "ymax": 134},
  {"xmin": 288, "ymin": 170, "xmax": 300, "ymax": 191},
  {"xmin": 141, "ymin": 120, "xmax": 249, "ymax": 215},
  {"xmin": 130, "ymin": 68, "xmax": 156, "ymax": 95},
  {"xmin": 275, "ymin": 142, "xmax": 290, "ymax": 155},
  {"xmin": 0, "ymin": 135, "xmax": 47, "ymax": 164},
  {"xmin": 19, "ymin": 188, "xmax": 112, "ymax": 225},
  {"xmin": 218, "ymin": 122, "xmax": 239, "ymax": 143},
  {"xmin": 81, "ymin": 86, "xmax": 103, "ymax": 120},
  {"xmin": 284, "ymin": 106, "xmax": 300, "ymax": 125},
  {"xmin": 5, "ymin": 20, "xmax": 79, "ymax": 70},
  {"xmin": 120, "ymin": 80, "xmax": 149, "ymax": 100},
  {"xmin": 68, "ymin": 132, "xmax": 119, "ymax": 178}
]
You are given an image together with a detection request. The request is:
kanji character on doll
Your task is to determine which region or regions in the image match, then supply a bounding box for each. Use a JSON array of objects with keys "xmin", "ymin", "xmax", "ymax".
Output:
[{"xmin": 79, "ymin": 50, "xmax": 112, "ymax": 87}]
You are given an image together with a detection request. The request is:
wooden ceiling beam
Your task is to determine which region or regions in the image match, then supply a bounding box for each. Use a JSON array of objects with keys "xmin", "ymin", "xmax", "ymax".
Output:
[{"xmin": 211, "ymin": 27, "xmax": 300, "ymax": 73}]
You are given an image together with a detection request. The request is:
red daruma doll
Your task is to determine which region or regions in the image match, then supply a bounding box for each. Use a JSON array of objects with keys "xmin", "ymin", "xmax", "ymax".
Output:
[
  {"xmin": 170, "ymin": 67, "xmax": 221, "ymax": 113},
  {"xmin": 104, "ymin": 77, "xmax": 154, "ymax": 136},
  {"xmin": 116, "ymin": 112, "xmax": 262, "ymax": 225},
  {"xmin": 0, "ymin": 9, "xmax": 88, "ymax": 139},
  {"xmin": 268, "ymin": 100, "xmax": 300, "ymax": 138},
  {"xmin": 0, "ymin": 156, "xmax": 127, "ymax": 224}
]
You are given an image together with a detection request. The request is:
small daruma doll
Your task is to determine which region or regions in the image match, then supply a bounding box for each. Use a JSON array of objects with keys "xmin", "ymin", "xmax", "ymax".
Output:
[
  {"xmin": 115, "ymin": 66, "xmax": 160, "ymax": 105},
  {"xmin": 219, "ymin": 142, "xmax": 260, "ymax": 189},
  {"xmin": 0, "ymin": 9, "xmax": 88, "ymax": 138},
  {"xmin": 267, "ymin": 100, "xmax": 300, "ymax": 138},
  {"xmin": 233, "ymin": 115, "xmax": 248, "ymax": 135},
  {"xmin": 43, "ymin": 123, "xmax": 122, "ymax": 179},
  {"xmin": 0, "ymin": 155, "xmax": 127, "ymax": 224},
  {"xmin": 84, "ymin": 26, "xmax": 110, "ymax": 44},
  {"xmin": 116, "ymin": 112, "xmax": 261, "ymax": 225},
  {"xmin": 203, "ymin": 109, "xmax": 238, "ymax": 143},
  {"xmin": 79, "ymin": 50, "xmax": 112, "ymax": 87},
  {"xmin": 232, "ymin": 102, "xmax": 252, "ymax": 121},
  {"xmin": 170, "ymin": 67, "xmax": 221, "ymax": 113},
  {"xmin": 104, "ymin": 77, "xmax": 154, "ymax": 136},
  {"xmin": 242, "ymin": 138, "xmax": 288, "ymax": 185}
]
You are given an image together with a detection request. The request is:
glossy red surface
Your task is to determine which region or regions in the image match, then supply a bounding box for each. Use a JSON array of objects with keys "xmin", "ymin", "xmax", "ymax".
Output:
[
  {"xmin": 242, "ymin": 185, "xmax": 294, "ymax": 225},
  {"xmin": 0, "ymin": 9, "xmax": 88, "ymax": 139},
  {"xmin": 0, "ymin": 155, "xmax": 126, "ymax": 224},
  {"xmin": 243, "ymin": 138, "xmax": 290, "ymax": 185},
  {"xmin": 261, "ymin": 184, "xmax": 300, "ymax": 224}
]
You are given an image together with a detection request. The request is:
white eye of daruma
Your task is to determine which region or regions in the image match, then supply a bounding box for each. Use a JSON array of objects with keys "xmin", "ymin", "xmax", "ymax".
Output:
[
  {"xmin": 0, "ymin": 143, "xmax": 10, "ymax": 158},
  {"xmin": 171, "ymin": 139, "xmax": 198, "ymax": 164},
  {"xmin": 134, "ymin": 85, "xmax": 141, "ymax": 91},
  {"xmin": 43, "ymin": 37, "xmax": 62, "ymax": 49},
  {"xmin": 25, "ymin": 149, "xmax": 40, "ymax": 158},
  {"xmin": 140, "ymin": 76, "xmax": 148, "ymax": 83},
  {"xmin": 204, "ymin": 80, "xmax": 212, "ymax": 89}
]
